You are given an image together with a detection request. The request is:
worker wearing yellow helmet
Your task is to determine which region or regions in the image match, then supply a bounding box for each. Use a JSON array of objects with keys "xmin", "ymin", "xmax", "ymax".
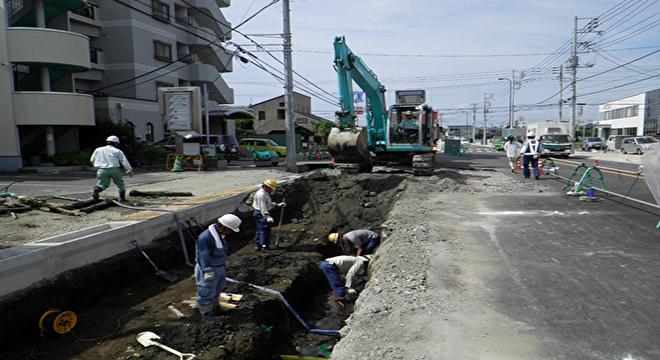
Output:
[
  {"xmin": 328, "ymin": 229, "xmax": 380, "ymax": 256},
  {"xmin": 252, "ymin": 179, "xmax": 286, "ymax": 251}
]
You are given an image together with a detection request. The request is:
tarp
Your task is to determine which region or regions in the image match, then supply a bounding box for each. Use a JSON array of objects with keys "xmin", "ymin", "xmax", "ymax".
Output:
[{"xmin": 641, "ymin": 146, "xmax": 660, "ymax": 205}]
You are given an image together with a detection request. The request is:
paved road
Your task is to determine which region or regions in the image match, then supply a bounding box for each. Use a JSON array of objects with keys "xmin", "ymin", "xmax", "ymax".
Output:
[{"xmin": 431, "ymin": 146, "xmax": 659, "ymax": 359}]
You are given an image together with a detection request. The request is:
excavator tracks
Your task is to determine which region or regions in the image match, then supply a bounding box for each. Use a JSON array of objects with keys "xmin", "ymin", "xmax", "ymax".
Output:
[{"xmin": 412, "ymin": 154, "xmax": 435, "ymax": 176}]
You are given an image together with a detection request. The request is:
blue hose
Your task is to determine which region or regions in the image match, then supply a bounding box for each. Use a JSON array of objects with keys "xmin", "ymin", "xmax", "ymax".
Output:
[{"xmin": 226, "ymin": 277, "xmax": 340, "ymax": 337}]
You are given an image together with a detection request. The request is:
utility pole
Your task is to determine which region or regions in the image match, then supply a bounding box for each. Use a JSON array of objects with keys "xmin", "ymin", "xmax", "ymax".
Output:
[
  {"xmin": 483, "ymin": 94, "xmax": 492, "ymax": 145},
  {"xmin": 282, "ymin": 0, "xmax": 296, "ymax": 171},
  {"xmin": 558, "ymin": 64, "xmax": 563, "ymax": 122},
  {"xmin": 571, "ymin": 16, "xmax": 578, "ymax": 139},
  {"xmin": 471, "ymin": 103, "xmax": 477, "ymax": 142},
  {"xmin": 511, "ymin": 69, "xmax": 516, "ymax": 127}
]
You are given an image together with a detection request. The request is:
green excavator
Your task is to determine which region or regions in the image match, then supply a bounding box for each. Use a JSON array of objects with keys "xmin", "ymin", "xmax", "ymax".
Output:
[{"xmin": 327, "ymin": 36, "xmax": 439, "ymax": 175}]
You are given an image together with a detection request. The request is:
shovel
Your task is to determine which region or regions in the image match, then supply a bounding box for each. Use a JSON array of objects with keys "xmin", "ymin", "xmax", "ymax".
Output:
[
  {"xmin": 130, "ymin": 241, "xmax": 178, "ymax": 283},
  {"xmin": 274, "ymin": 205, "xmax": 285, "ymax": 248},
  {"xmin": 137, "ymin": 331, "xmax": 196, "ymax": 360}
]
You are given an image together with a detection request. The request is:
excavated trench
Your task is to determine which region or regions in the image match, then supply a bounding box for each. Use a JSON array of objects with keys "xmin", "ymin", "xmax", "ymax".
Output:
[{"xmin": 1, "ymin": 171, "xmax": 405, "ymax": 360}]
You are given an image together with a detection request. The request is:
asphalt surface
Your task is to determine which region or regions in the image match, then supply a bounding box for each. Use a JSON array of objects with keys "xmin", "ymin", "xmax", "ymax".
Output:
[{"xmin": 434, "ymin": 146, "xmax": 659, "ymax": 359}]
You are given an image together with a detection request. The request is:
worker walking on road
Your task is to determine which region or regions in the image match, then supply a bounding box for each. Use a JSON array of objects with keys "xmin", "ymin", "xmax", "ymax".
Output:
[
  {"xmin": 195, "ymin": 214, "xmax": 241, "ymax": 320},
  {"xmin": 252, "ymin": 179, "xmax": 285, "ymax": 251},
  {"xmin": 90, "ymin": 135, "xmax": 134, "ymax": 203},
  {"xmin": 520, "ymin": 132, "xmax": 542, "ymax": 180},
  {"xmin": 319, "ymin": 255, "xmax": 372, "ymax": 315},
  {"xmin": 504, "ymin": 136, "xmax": 521, "ymax": 173},
  {"xmin": 328, "ymin": 229, "xmax": 381, "ymax": 256}
]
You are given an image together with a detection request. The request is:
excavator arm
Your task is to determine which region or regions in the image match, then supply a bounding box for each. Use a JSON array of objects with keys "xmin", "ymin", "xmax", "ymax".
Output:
[{"xmin": 328, "ymin": 36, "xmax": 388, "ymax": 164}]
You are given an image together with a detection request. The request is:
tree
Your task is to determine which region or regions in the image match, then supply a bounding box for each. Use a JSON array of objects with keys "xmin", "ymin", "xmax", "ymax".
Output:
[{"xmin": 313, "ymin": 120, "xmax": 334, "ymax": 144}]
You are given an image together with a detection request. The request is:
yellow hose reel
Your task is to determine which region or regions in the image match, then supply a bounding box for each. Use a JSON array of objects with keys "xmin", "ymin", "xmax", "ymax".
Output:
[{"xmin": 39, "ymin": 309, "xmax": 77, "ymax": 335}]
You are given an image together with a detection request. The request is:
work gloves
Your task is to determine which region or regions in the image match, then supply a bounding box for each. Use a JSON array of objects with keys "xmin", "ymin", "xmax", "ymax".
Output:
[
  {"xmin": 203, "ymin": 272, "xmax": 215, "ymax": 280},
  {"xmin": 277, "ymin": 202, "xmax": 287, "ymax": 207},
  {"xmin": 266, "ymin": 216, "xmax": 275, "ymax": 224}
]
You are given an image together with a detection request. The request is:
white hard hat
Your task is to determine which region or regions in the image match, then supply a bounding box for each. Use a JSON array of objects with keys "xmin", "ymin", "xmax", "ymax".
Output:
[
  {"xmin": 106, "ymin": 135, "xmax": 120, "ymax": 143},
  {"xmin": 218, "ymin": 214, "xmax": 241, "ymax": 233},
  {"xmin": 527, "ymin": 132, "xmax": 536, "ymax": 137}
]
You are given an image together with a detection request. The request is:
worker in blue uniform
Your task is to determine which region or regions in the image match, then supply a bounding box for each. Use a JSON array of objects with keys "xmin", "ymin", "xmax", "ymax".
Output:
[
  {"xmin": 195, "ymin": 214, "xmax": 241, "ymax": 320},
  {"xmin": 520, "ymin": 132, "xmax": 542, "ymax": 180}
]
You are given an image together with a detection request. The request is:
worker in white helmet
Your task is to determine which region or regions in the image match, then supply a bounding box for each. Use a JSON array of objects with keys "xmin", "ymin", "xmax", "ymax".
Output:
[
  {"xmin": 89, "ymin": 135, "xmax": 134, "ymax": 202},
  {"xmin": 519, "ymin": 132, "xmax": 542, "ymax": 179},
  {"xmin": 319, "ymin": 254, "xmax": 372, "ymax": 316},
  {"xmin": 251, "ymin": 179, "xmax": 285, "ymax": 251},
  {"xmin": 195, "ymin": 213, "xmax": 241, "ymax": 320}
]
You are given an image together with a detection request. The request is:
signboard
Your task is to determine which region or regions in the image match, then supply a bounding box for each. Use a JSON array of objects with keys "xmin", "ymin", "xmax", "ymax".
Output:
[
  {"xmin": 164, "ymin": 92, "xmax": 193, "ymax": 131},
  {"xmin": 395, "ymin": 90, "xmax": 425, "ymax": 106},
  {"xmin": 353, "ymin": 91, "xmax": 367, "ymax": 127}
]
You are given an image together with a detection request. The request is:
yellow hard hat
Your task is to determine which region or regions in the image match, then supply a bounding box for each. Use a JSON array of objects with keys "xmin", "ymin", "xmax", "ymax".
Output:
[
  {"xmin": 328, "ymin": 233, "xmax": 340, "ymax": 243},
  {"xmin": 263, "ymin": 179, "xmax": 278, "ymax": 189}
]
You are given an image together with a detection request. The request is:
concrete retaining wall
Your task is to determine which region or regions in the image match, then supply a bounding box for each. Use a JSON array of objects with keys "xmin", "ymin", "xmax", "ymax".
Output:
[{"xmin": 0, "ymin": 184, "xmax": 270, "ymax": 299}]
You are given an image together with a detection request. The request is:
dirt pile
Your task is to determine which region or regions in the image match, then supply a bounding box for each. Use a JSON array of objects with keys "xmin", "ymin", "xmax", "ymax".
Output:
[{"xmin": 1, "ymin": 171, "xmax": 405, "ymax": 360}]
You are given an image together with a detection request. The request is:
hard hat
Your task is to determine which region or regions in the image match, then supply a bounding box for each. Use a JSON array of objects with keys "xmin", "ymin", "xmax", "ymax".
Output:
[
  {"xmin": 263, "ymin": 179, "xmax": 278, "ymax": 189},
  {"xmin": 328, "ymin": 233, "xmax": 340, "ymax": 243},
  {"xmin": 106, "ymin": 135, "xmax": 120, "ymax": 143},
  {"xmin": 527, "ymin": 132, "xmax": 536, "ymax": 138},
  {"xmin": 218, "ymin": 214, "xmax": 241, "ymax": 233}
]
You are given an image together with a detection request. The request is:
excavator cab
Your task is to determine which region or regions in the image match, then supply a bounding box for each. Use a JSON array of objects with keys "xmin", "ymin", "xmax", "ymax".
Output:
[{"xmin": 387, "ymin": 105, "xmax": 435, "ymax": 147}]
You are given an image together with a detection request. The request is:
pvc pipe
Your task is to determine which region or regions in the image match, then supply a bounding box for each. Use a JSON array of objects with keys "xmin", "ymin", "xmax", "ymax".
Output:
[
  {"xmin": 112, "ymin": 201, "xmax": 194, "ymax": 267},
  {"xmin": 226, "ymin": 277, "xmax": 341, "ymax": 337}
]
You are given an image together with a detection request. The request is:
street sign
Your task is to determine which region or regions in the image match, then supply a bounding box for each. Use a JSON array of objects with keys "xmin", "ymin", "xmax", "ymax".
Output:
[{"xmin": 165, "ymin": 92, "xmax": 192, "ymax": 131}]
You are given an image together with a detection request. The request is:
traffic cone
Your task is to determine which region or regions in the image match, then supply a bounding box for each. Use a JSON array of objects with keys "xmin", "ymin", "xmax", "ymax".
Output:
[
  {"xmin": 537, "ymin": 158, "xmax": 544, "ymax": 175},
  {"xmin": 171, "ymin": 156, "xmax": 184, "ymax": 172}
]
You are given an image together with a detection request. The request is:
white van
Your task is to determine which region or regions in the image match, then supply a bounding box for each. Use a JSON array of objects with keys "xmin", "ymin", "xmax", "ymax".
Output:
[{"xmin": 606, "ymin": 135, "xmax": 627, "ymax": 152}]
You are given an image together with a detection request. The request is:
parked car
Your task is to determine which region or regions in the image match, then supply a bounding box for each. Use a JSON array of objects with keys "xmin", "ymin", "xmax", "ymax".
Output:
[
  {"xmin": 238, "ymin": 138, "xmax": 287, "ymax": 157},
  {"xmin": 491, "ymin": 137, "xmax": 505, "ymax": 151},
  {"xmin": 152, "ymin": 134, "xmax": 240, "ymax": 161},
  {"xmin": 620, "ymin": 136, "xmax": 658, "ymax": 154},
  {"xmin": 605, "ymin": 135, "xmax": 627, "ymax": 152},
  {"xmin": 580, "ymin": 137, "xmax": 606, "ymax": 151}
]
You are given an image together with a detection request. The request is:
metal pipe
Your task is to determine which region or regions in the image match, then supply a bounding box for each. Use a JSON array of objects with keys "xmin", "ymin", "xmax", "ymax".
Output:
[
  {"xmin": 111, "ymin": 201, "xmax": 194, "ymax": 267},
  {"xmin": 226, "ymin": 277, "xmax": 341, "ymax": 337}
]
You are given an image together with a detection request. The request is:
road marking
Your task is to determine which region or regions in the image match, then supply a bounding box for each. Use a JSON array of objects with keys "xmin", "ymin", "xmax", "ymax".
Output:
[{"xmin": 477, "ymin": 210, "xmax": 594, "ymax": 216}]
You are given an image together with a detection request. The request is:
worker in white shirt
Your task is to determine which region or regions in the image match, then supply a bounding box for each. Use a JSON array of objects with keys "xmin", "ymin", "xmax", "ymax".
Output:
[
  {"xmin": 319, "ymin": 255, "xmax": 372, "ymax": 315},
  {"xmin": 252, "ymin": 179, "xmax": 285, "ymax": 251},
  {"xmin": 90, "ymin": 135, "xmax": 134, "ymax": 203},
  {"xmin": 328, "ymin": 229, "xmax": 381, "ymax": 256}
]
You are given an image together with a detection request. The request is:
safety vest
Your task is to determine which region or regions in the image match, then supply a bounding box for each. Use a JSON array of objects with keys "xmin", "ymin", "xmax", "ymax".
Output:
[{"xmin": 522, "ymin": 139, "xmax": 540, "ymax": 155}]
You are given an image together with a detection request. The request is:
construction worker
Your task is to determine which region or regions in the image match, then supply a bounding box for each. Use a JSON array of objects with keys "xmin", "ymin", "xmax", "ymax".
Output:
[
  {"xmin": 520, "ymin": 132, "xmax": 542, "ymax": 180},
  {"xmin": 252, "ymin": 179, "xmax": 285, "ymax": 251},
  {"xmin": 328, "ymin": 229, "xmax": 380, "ymax": 256},
  {"xmin": 90, "ymin": 135, "xmax": 134, "ymax": 203},
  {"xmin": 504, "ymin": 136, "xmax": 521, "ymax": 173},
  {"xmin": 319, "ymin": 255, "xmax": 372, "ymax": 315},
  {"xmin": 195, "ymin": 214, "xmax": 241, "ymax": 320}
]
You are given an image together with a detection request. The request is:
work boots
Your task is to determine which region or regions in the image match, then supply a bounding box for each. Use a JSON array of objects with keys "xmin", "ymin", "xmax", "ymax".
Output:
[
  {"xmin": 198, "ymin": 304, "xmax": 215, "ymax": 321},
  {"xmin": 92, "ymin": 186, "xmax": 101, "ymax": 200},
  {"xmin": 119, "ymin": 191, "xmax": 126, "ymax": 204}
]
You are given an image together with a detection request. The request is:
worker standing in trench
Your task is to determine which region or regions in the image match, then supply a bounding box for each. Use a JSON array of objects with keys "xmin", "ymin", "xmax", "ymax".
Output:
[
  {"xmin": 195, "ymin": 214, "xmax": 242, "ymax": 320},
  {"xmin": 90, "ymin": 135, "xmax": 134, "ymax": 203},
  {"xmin": 319, "ymin": 255, "xmax": 372, "ymax": 315},
  {"xmin": 328, "ymin": 229, "xmax": 381, "ymax": 256},
  {"xmin": 252, "ymin": 179, "xmax": 286, "ymax": 251}
]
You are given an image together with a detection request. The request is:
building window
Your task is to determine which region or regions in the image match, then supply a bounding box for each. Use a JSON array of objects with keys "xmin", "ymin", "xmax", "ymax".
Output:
[
  {"xmin": 72, "ymin": 3, "xmax": 96, "ymax": 19},
  {"xmin": 152, "ymin": 1, "xmax": 170, "ymax": 22},
  {"xmin": 278, "ymin": 102, "xmax": 285, "ymax": 107},
  {"xmin": 89, "ymin": 47, "xmax": 101, "ymax": 64},
  {"xmin": 277, "ymin": 109, "xmax": 285, "ymax": 120},
  {"xmin": 154, "ymin": 41, "xmax": 172, "ymax": 62},
  {"xmin": 145, "ymin": 123, "xmax": 154, "ymax": 142},
  {"xmin": 258, "ymin": 111, "xmax": 266, "ymax": 120},
  {"xmin": 624, "ymin": 127, "xmax": 637, "ymax": 136},
  {"xmin": 125, "ymin": 121, "xmax": 135, "ymax": 137}
]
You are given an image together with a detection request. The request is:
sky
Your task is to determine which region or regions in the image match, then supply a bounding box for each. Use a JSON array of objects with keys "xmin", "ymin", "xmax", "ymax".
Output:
[{"xmin": 223, "ymin": 0, "xmax": 660, "ymax": 127}]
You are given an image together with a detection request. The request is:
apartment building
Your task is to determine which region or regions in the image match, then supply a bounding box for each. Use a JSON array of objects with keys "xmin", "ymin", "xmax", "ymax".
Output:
[
  {"xmin": 70, "ymin": 0, "xmax": 234, "ymax": 143},
  {"xmin": 1, "ymin": 0, "xmax": 94, "ymax": 171},
  {"xmin": 597, "ymin": 89, "xmax": 660, "ymax": 138}
]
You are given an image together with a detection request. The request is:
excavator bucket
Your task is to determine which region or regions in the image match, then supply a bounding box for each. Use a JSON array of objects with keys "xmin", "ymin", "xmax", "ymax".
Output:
[{"xmin": 327, "ymin": 127, "xmax": 372, "ymax": 164}]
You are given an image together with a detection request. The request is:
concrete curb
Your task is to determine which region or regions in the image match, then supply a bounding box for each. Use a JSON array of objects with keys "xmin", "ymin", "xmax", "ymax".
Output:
[{"xmin": 0, "ymin": 174, "xmax": 302, "ymax": 300}]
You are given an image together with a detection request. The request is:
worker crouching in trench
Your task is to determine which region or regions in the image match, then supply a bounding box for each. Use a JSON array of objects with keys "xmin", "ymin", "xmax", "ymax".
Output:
[{"xmin": 319, "ymin": 255, "xmax": 373, "ymax": 316}]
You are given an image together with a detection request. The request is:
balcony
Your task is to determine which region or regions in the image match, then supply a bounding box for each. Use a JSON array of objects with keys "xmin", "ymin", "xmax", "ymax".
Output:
[
  {"xmin": 13, "ymin": 92, "xmax": 94, "ymax": 126},
  {"xmin": 7, "ymin": 27, "xmax": 90, "ymax": 72},
  {"xmin": 183, "ymin": 63, "xmax": 233, "ymax": 104},
  {"xmin": 188, "ymin": 0, "xmax": 231, "ymax": 39},
  {"xmin": 188, "ymin": 44, "xmax": 233, "ymax": 73}
]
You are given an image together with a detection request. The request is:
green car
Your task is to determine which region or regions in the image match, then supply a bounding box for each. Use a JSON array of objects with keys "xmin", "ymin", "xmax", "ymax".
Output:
[{"xmin": 491, "ymin": 137, "xmax": 505, "ymax": 151}]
